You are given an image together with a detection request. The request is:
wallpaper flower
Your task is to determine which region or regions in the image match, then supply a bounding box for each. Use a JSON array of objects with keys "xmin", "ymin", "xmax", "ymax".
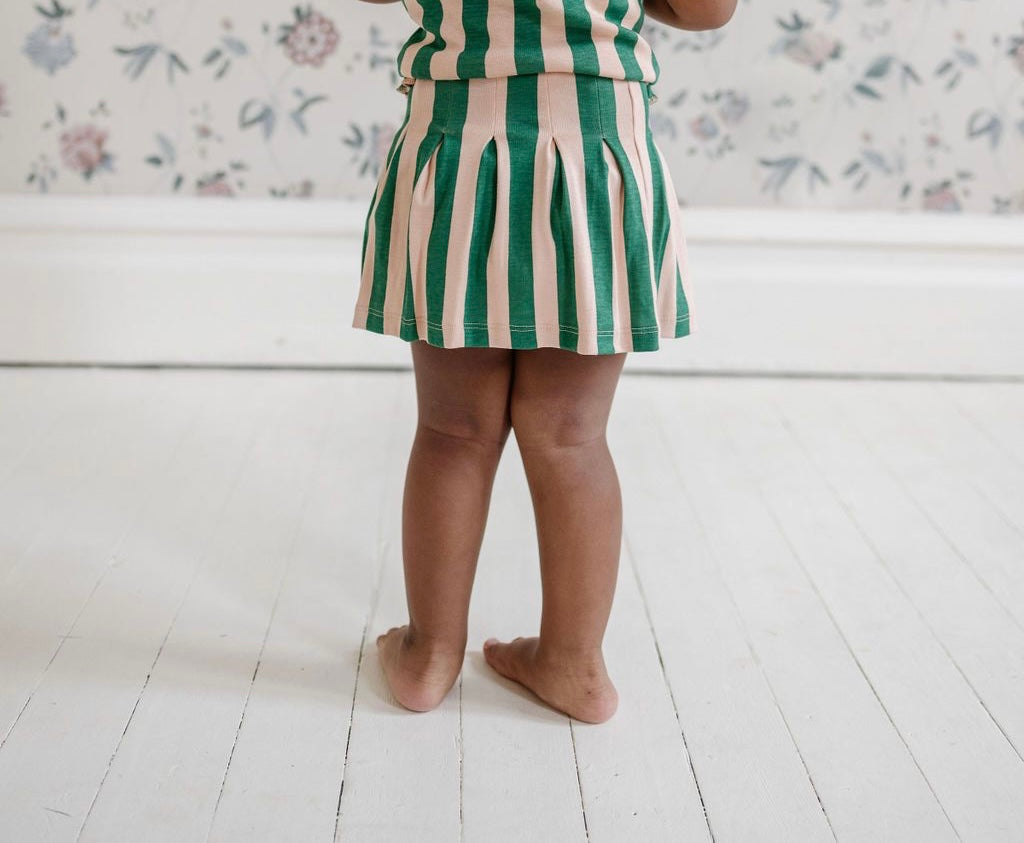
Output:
[{"xmin": 0, "ymin": 0, "xmax": 1021, "ymax": 213}]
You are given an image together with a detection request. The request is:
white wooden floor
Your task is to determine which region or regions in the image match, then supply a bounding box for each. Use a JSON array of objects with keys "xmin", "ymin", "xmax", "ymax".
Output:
[{"xmin": 1, "ymin": 366, "xmax": 1023, "ymax": 842}]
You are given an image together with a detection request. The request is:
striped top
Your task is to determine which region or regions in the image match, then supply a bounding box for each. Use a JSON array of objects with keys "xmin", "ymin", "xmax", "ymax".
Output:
[{"xmin": 396, "ymin": 0, "xmax": 660, "ymax": 83}]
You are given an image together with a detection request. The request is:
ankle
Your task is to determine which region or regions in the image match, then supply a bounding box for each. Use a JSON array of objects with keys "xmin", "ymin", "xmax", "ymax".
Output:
[
  {"xmin": 404, "ymin": 625, "xmax": 466, "ymax": 659},
  {"xmin": 535, "ymin": 642, "xmax": 607, "ymax": 674}
]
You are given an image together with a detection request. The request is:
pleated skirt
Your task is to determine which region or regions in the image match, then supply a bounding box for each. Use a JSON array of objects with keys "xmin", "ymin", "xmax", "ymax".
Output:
[{"xmin": 352, "ymin": 71, "xmax": 696, "ymax": 355}]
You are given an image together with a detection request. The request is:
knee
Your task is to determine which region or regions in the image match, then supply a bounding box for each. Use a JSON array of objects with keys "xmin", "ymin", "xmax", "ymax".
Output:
[
  {"xmin": 510, "ymin": 398, "xmax": 605, "ymax": 452},
  {"xmin": 418, "ymin": 405, "xmax": 512, "ymax": 450}
]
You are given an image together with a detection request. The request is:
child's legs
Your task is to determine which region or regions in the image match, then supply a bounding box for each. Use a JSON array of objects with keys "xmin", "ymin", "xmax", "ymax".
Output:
[
  {"xmin": 403, "ymin": 339, "xmax": 515, "ymax": 653},
  {"xmin": 509, "ymin": 347, "xmax": 628, "ymax": 661}
]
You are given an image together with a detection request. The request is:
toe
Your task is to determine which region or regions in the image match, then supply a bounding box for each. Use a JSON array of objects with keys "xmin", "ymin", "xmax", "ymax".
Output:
[{"xmin": 484, "ymin": 642, "xmax": 514, "ymax": 681}]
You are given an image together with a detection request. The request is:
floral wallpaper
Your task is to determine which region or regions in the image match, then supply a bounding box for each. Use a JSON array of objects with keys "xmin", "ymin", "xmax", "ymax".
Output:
[{"xmin": 0, "ymin": 0, "xmax": 1021, "ymax": 212}]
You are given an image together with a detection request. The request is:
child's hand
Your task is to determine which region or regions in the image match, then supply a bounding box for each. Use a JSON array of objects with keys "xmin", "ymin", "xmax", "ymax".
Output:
[{"xmin": 644, "ymin": 0, "xmax": 737, "ymax": 31}]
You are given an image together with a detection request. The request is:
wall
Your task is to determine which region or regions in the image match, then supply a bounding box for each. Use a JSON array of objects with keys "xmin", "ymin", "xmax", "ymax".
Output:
[{"xmin": 0, "ymin": 0, "xmax": 1021, "ymax": 212}]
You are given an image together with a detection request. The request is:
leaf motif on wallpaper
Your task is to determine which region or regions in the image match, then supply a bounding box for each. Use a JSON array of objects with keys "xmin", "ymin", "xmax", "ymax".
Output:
[
  {"xmin": 144, "ymin": 133, "xmax": 177, "ymax": 167},
  {"xmin": 758, "ymin": 155, "xmax": 830, "ymax": 198},
  {"xmin": 967, "ymin": 109, "xmax": 1002, "ymax": 149},
  {"xmin": 934, "ymin": 47, "xmax": 979, "ymax": 92},
  {"xmin": 290, "ymin": 94, "xmax": 328, "ymax": 134},
  {"xmin": 34, "ymin": 0, "xmax": 73, "ymax": 20},
  {"xmin": 864, "ymin": 55, "xmax": 893, "ymax": 78},
  {"xmin": 239, "ymin": 90, "xmax": 327, "ymax": 140},
  {"xmin": 240, "ymin": 99, "xmax": 276, "ymax": 140},
  {"xmin": 203, "ymin": 35, "xmax": 249, "ymax": 80},
  {"xmin": 842, "ymin": 148, "xmax": 899, "ymax": 191},
  {"xmin": 114, "ymin": 44, "xmax": 190, "ymax": 83},
  {"xmin": 852, "ymin": 54, "xmax": 921, "ymax": 100}
]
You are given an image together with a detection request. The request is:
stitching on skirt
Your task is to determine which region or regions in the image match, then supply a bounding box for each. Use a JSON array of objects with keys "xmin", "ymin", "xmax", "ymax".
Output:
[{"xmin": 357, "ymin": 305, "xmax": 688, "ymax": 334}]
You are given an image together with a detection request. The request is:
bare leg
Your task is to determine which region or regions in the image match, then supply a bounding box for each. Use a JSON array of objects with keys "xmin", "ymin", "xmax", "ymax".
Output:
[
  {"xmin": 376, "ymin": 340, "xmax": 514, "ymax": 712},
  {"xmin": 483, "ymin": 346, "xmax": 627, "ymax": 724}
]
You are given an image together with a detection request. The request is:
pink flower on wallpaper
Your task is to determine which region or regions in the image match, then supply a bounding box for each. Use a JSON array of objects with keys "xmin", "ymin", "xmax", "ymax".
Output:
[
  {"xmin": 59, "ymin": 124, "xmax": 110, "ymax": 178},
  {"xmin": 197, "ymin": 176, "xmax": 234, "ymax": 197},
  {"xmin": 923, "ymin": 186, "xmax": 961, "ymax": 212},
  {"xmin": 784, "ymin": 30, "xmax": 842, "ymax": 71},
  {"xmin": 283, "ymin": 10, "xmax": 339, "ymax": 68}
]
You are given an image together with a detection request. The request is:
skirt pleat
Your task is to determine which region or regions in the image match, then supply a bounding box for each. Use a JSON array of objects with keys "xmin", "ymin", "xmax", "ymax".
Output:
[{"xmin": 352, "ymin": 71, "xmax": 695, "ymax": 355}]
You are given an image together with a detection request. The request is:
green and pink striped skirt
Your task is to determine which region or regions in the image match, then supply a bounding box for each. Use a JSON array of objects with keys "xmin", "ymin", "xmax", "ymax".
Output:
[{"xmin": 352, "ymin": 71, "xmax": 695, "ymax": 355}]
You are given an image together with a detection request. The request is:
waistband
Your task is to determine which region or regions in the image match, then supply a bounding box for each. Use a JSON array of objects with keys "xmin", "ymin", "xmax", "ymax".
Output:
[{"xmin": 396, "ymin": 73, "xmax": 658, "ymax": 105}]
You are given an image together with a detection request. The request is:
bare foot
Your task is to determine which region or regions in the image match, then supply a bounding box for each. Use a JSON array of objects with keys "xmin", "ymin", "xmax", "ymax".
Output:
[
  {"xmin": 482, "ymin": 636, "xmax": 619, "ymax": 723},
  {"xmin": 376, "ymin": 625, "xmax": 464, "ymax": 712}
]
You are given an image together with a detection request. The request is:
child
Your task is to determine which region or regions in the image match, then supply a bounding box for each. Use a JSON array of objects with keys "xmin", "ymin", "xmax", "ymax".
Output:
[{"xmin": 353, "ymin": 0, "xmax": 736, "ymax": 723}]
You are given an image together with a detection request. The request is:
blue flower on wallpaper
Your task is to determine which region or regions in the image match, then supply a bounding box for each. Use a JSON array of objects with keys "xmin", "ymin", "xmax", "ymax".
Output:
[
  {"xmin": 23, "ymin": 23, "xmax": 76, "ymax": 75},
  {"xmin": 2, "ymin": 0, "xmax": 1021, "ymax": 211},
  {"xmin": 689, "ymin": 114, "xmax": 719, "ymax": 141}
]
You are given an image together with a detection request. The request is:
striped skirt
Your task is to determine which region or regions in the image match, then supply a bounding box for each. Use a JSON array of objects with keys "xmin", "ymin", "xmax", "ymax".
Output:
[{"xmin": 352, "ymin": 71, "xmax": 696, "ymax": 355}]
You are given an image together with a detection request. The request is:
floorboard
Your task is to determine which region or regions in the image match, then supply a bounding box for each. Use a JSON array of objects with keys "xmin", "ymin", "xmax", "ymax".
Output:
[{"xmin": 0, "ymin": 370, "xmax": 1020, "ymax": 842}]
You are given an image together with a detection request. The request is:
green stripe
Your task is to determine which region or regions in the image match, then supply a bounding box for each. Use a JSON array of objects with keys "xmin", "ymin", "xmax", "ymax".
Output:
[
  {"xmin": 505, "ymin": 75, "xmax": 539, "ymax": 348},
  {"xmin": 399, "ymin": 123, "xmax": 445, "ymax": 341},
  {"xmin": 550, "ymin": 147, "xmax": 579, "ymax": 350},
  {"xmin": 576, "ymin": 77, "xmax": 617, "ymax": 353},
  {"xmin": 674, "ymin": 263, "xmax": 691, "ymax": 334},
  {"xmin": 365, "ymin": 131, "xmax": 410, "ymax": 333},
  {"xmin": 456, "ymin": 0, "xmax": 489, "ymax": 76},
  {"xmin": 464, "ymin": 138, "xmax": 497, "ymax": 346},
  {"xmin": 513, "ymin": 0, "xmax": 543, "ymax": 74},
  {"xmin": 602, "ymin": 135, "xmax": 658, "ymax": 344},
  {"xmin": 561, "ymin": 0, "xmax": 601, "ymax": 75}
]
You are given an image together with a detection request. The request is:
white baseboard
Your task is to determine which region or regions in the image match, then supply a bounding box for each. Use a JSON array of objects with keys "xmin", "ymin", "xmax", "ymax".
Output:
[{"xmin": 1, "ymin": 195, "xmax": 1022, "ymax": 375}]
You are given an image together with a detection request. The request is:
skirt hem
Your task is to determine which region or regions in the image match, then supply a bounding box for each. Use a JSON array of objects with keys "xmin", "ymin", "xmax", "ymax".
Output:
[{"xmin": 352, "ymin": 306, "xmax": 691, "ymax": 354}]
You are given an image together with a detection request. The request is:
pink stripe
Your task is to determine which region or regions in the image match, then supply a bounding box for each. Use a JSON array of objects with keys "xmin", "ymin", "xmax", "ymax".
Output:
[
  {"xmin": 621, "ymin": 1, "xmax": 655, "ymax": 80},
  {"xmin": 585, "ymin": 0, "xmax": 627, "ymax": 79},
  {"xmin": 441, "ymin": 81, "xmax": 499, "ymax": 347},
  {"xmin": 532, "ymin": 76, "xmax": 562, "ymax": 349},
  {"xmin": 546, "ymin": 74, "xmax": 599, "ymax": 354},
  {"xmin": 486, "ymin": 78, "xmax": 512, "ymax": 348},
  {"xmin": 429, "ymin": 0, "xmax": 464, "ymax": 78},
  {"xmin": 652, "ymin": 143, "xmax": 680, "ymax": 334},
  {"xmin": 654, "ymin": 142, "xmax": 696, "ymax": 333},
  {"xmin": 381, "ymin": 82, "xmax": 436, "ymax": 336},
  {"xmin": 484, "ymin": 3, "xmax": 518, "ymax": 77},
  {"xmin": 538, "ymin": 0, "xmax": 575, "ymax": 74}
]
